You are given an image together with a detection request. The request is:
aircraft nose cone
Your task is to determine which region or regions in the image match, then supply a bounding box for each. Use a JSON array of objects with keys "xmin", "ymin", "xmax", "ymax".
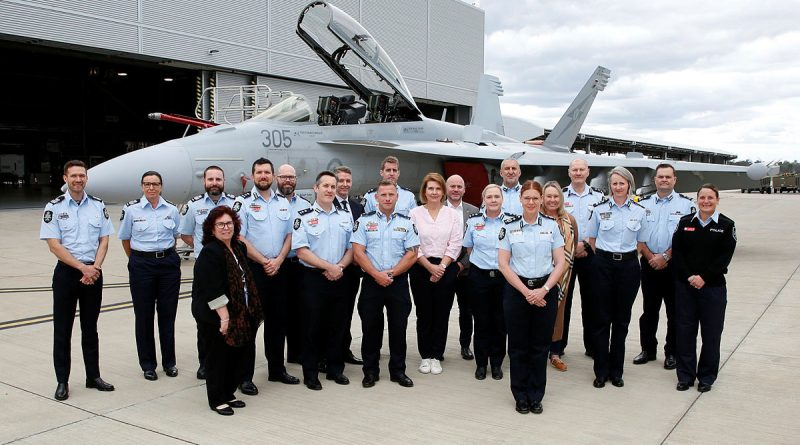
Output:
[{"xmin": 86, "ymin": 141, "xmax": 192, "ymax": 204}]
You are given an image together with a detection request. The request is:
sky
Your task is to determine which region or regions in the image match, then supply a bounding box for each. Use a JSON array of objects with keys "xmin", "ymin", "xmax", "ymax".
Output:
[{"xmin": 478, "ymin": 0, "xmax": 800, "ymax": 162}]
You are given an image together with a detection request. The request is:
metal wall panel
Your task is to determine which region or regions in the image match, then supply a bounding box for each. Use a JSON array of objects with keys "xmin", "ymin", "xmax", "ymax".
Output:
[
  {"xmin": 428, "ymin": 83, "xmax": 477, "ymax": 108},
  {"xmin": 269, "ymin": 52, "xmax": 345, "ymax": 86},
  {"xmin": 428, "ymin": 1, "xmax": 483, "ymax": 96},
  {"xmin": 361, "ymin": 0, "xmax": 427, "ymax": 80},
  {"xmin": 24, "ymin": 0, "xmax": 138, "ymax": 21},
  {"xmin": 215, "ymin": 72, "xmax": 253, "ymax": 124},
  {"xmin": 0, "ymin": 2, "xmax": 138, "ymax": 53},
  {"xmin": 141, "ymin": 0, "xmax": 267, "ymax": 47},
  {"xmin": 141, "ymin": 28, "xmax": 267, "ymax": 74}
]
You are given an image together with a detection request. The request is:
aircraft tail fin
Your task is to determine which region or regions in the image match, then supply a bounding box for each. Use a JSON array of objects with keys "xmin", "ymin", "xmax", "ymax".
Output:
[
  {"xmin": 470, "ymin": 74, "xmax": 505, "ymax": 135},
  {"xmin": 544, "ymin": 66, "xmax": 611, "ymax": 151}
]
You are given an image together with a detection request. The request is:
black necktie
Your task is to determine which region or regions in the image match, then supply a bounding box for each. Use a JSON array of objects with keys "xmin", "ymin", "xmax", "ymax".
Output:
[{"xmin": 340, "ymin": 199, "xmax": 349, "ymax": 211}]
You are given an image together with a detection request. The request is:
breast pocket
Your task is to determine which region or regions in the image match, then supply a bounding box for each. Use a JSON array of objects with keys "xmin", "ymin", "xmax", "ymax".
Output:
[
  {"xmin": 391, "ymin": 230, "xmax": 407, "ymax": 251},
  {"xmin": 306, "ymin": 225, "xmax": 325, "ymax": 239},
  {"xmin": 88, "ymin": 215, "xmax": 103, "ymax": 237},
  {"xmin": 668, "ymin": 214, "xmax": 681, "ymax": 234},
  {"xmin": 535, "ymin": 231, "xmax": 555, "ymax": 257},
  {"xmin": 599, "ymin": 220, "xmax": 615, "ymax": 231},
  {"xmin": 275, "ymin": 209, "xmax": 290, "ymax": 221},
  {"xmin": 195, "ymin": 214, "xmax": 208, "ymax": 226},
  {"xmin": 133, "ymin": 219, "xmax": 153, "ymax": 233}
]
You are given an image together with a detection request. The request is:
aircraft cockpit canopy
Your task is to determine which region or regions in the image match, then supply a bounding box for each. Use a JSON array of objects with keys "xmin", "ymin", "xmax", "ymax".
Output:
[
  {"xmin": 297, "ymin": 1, "xmax": 422, "ymax": 121},
  {"xmin": 250, "ymin": 94, "xmax": 312, "ymax": 123}
]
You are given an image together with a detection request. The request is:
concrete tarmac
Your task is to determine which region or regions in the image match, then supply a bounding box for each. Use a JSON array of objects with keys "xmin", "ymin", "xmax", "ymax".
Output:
[{"xmin": 1, "ymin": 192, "xmax": 798, "ymax": 444}]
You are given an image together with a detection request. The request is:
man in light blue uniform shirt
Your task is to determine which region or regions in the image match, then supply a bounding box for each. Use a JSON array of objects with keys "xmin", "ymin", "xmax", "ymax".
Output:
[
  {"xmin": 352, "ymin": 180, "xmax": 420, "ymax": 388},
  {"xmin": 634, "ymin": 163, "xmax": 696, "ymax": 370},
  {"xmin": 362, "ymin": 155, "xmax": 417, "ymax": 216},
  {"xmin": 118, "ymin": 170, "xmax": 181, "ymax": 381},
  {"xmin": 40, "ymin": 160, "xmax": 116, "ymax": 401},
  {"xmin": 500, "ymin": 158, "xmax": 523, "ymax": 216},
  {"xmin": 292, "ymin": 171, "xmax": 354, "ymax": 390},
  {"xmin": 176, "ymin": 165, "xmax": 235, "ymax": 380},
  {"xmin": 561, "ymin": 158, "xmax": 604, "ymax": 357},
  {"xmin": 233, "ymin": 158, "xmax": 300, "ymax": 391}
]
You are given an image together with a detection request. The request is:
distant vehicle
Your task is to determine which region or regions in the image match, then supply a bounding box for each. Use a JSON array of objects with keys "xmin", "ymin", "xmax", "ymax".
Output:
[{"xmin": 748, "ymin": 173, "xmax": 800, "ymax": 194}]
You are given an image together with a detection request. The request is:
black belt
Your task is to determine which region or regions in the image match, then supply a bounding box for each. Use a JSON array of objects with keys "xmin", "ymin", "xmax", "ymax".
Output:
[
  {"xmin": 131, "ymin": 248, "xmax": 175, "ymax": 259},
  {"xmin": 518, "ymin": 276, "xmax": 547, "ymax": 289},
  {"xmin": 596, "ymin": 249, "xmax": 637, "ymax": 261},
  {"xmin": 471, "ymin": 264, "xmax": 501, "ymax": 278}
]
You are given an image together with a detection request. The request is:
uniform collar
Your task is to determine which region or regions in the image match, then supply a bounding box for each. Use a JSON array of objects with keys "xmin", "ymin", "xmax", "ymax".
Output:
[
  {"xmin": 693, "ymin": 210, "xmax": 719, "ymax": 225},
  {"xmin": 204, "ymin": 192, "xmax": 227, "ymax": 204},
  {"xmin": 481, "ymin": 209, "xmax": 503, "ymax": 221},
  {"xmin": 521, "ymin": 213, "xmax": 542, "ymax": 227},
  {"xmin": 610, "ymin": 197, "xmax": 634, "ymax": 209},
  {"xmin": 312, "ymin": 202, "xmax": 337, "ymax": 214},
  {"xmin": 502, "ymin": 183, "xmax": 520, "ymax": 192},
  {"xmin": 138, "ymin": 195, "xmax": 166, "ymax": 209},
  {"xmin": 655, "ymin": 190, "xmax": 676, "ymax": 203},
  {"xmin": 66, "ymin": 192, "xmax": 88, "ymax": 206},
  {"xmin": 566, "ymin": 183, "xmax": 592, "ymax": 197}
]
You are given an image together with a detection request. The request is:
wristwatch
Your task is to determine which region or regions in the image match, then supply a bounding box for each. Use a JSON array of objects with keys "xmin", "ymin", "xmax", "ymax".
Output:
[
  {"xmin": 543, "ymin": 284, "xmax": 550, "ymax": 292},
  {"xmin": 662, "ymin": 253, "xmax": 670, "ymax": 261}
]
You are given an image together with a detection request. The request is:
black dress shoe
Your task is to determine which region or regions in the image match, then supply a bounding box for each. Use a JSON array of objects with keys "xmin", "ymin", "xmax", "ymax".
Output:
[
  {"xmin": 211, "ymin": 404, "xmax": 234, "ymax": 416},
  {"xmin": 633, "ymin": 351, "xmax": 656, "ymax": 365},
  {"xmin": 461, "ymin": 347, "xmax": 474, "ymax": 360},
  {"xmin": 676, "ymin": 381, "xmax": 693, "ymax": 391},
  {"xmin": 475, "ymin": 366, "xmax": 487, "ymax": 380},
  {"xmin": 268, "ymin": 371, "xmax": 300, "ymax": 385},
  {"xmin": 54, "ymin": 383, "xmax": 69, "ymax": 401},
  {"xmin": 530, "ymin": 401, "xmax": 543, "ymax": 414},
  {"xmin": 697, "ymin": 383, "xmax": 712, "ymax": 393},
  {"xmin": 304, "ymin": 378, "xmax": 323, "ymax": 391},
  {"xmin": 515, "ymin": 400, "xmax": 530, "ymax": 414},
  {"xmin": 593, "ymin": 377, "xmax": 607, "ymax": 388},
  {"xmin": 491, "ymin": 366, "xmax": 503, "ymax": 380},
  {"xmin": 164, "ymin": 366, "xmax": 178, "ymax": 377},
  {"xmin": 664, "ymin": 355, "xmax": 677, "ymax": 370},
  {"xmin": 390, "ymin": 374, "xmax": 414, "ymax": 387},
  {"xmin": 343, "ymin": 351, "xmax": 364, "ymax": 365},
  {"xmin": 362, "ymin": 374, "xmax": 379, "ymax": 388},
  {"xmin": 86, "ymin": 377, "xmax": 115, "ymax": 391},
  {"xmin": 196, "ymin": 366, "xmax": 206, "ymax": 380},
  {"xmin": 239, "ymin": 381, "xmax": 259, "ymax": 396},
  {"xmin": 143, "ymin": 370, "xmax": 158, "ymax": 381},
  {"xmin": 610, "ymin": 377, "xmax": 624, "ymax": 387},
  {"xmin": 326, "ymin": 374, "xmax": 350, "ymax": 385},
  {"xmin": 227, "ymin": 399, "xmax": 246, "ymax": 408}
]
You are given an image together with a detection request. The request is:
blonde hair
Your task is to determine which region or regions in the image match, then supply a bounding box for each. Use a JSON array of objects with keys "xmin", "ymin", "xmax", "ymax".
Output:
[{"xmin": 541, "ymin": 180, "xmax": 567, "ymax": 219}]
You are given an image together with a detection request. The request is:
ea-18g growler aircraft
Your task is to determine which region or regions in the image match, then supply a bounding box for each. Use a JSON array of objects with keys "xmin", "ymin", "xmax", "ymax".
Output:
[{"xmin": 85, "ymin": 1, "xmax": 759, "ymax": 205}]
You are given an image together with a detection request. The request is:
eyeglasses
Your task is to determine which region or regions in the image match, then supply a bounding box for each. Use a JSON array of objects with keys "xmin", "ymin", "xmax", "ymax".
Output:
[
  {"xmin": 214, "ymin": 221, "xmax": 234, "ymax": 229},
  {"xmin": 277, "ymin": 175, "xmax": 296, "ymax": 181},
  {"xmin": 142, "ymin": 182, "xmax": 162, "ymax": 188}
]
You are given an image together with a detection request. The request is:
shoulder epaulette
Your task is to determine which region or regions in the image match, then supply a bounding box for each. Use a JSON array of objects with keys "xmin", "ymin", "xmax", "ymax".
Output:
[
  {"xmin": 164, "ymin": 199, "xmax": 175, "ymax": 206},
  {"xmin": 298, "ymin": 195, "xmax": 312, "ymax": 204},
  {"xmin": 49, "ymin": 196, "xmax": 65, "ymax": 205},
  {"xmin": 224, "ymin": 193, "xmax": 235, "ymax": 199},
  {"xmin": 541, "ymin": 213, "xmax": 556, "ymax": 221},
  {"xmin": 591, "ymin": 187, "xmax": 604, "ymax": 194},
  {"xmin": 124, "ymin": 198, "xmax": 141, "ymax": 207},
  {"xmin": 719, "ymin": 214, "xmax": 735, "ymax": 225},
  {"xmin": 631, "ymin": 200, "xmax": 645, "ymax": 208},
  {"xmin": 503, "ymin": 214, "xmax": 522, "ymax": 224},
  {"xmin": 678, "ymin": 193, "xmax": 693, "ymax": 200},
  {"xmin": 298, "ymin": 208, "xmax": 314, "ymax": 216},
  {"xmin": 362, "ymin": 211, "xmax": 376, "ymax": 217},
  {"xmin": 398, "ymin": 186, "xmax": 413, "ymax": 192},
  {"xmin": 468, "ymin": 212, "xmax": 482, "ymax": 219},
  {"xmin": 275, "ymin": 192, "xmax": 286, "ymax": 199},
  {"xmin": 679, "ymin": 213, "xmax": 693, "ymax": 222},
  {"xmin": 240, "ymin": 191, "xmax": 252, "ymax": 199},
  {"xmin": 365, "ymin": 188, "xmax": 377, "ymax": 194},
  {"xmin": 396, "ymin": 213, "xmax": 410, "ymax": 219},
  {"xmin": 87, "ymin": 194, "xmax": 103, "ymax": 202},
  {"xmin": 562, "ymin": 186, "xmax": 569, "ymax": 192},
  {"xmin": 640, "ymin": 195, "xmax": 653, "ymax": 201},
  {"xmin": 190, "ymin": 194, "xmax": 204, "ymax": 202},
  {"xmin": 593, "ymin": 197, "xmax": 609, "ymax": 207}
]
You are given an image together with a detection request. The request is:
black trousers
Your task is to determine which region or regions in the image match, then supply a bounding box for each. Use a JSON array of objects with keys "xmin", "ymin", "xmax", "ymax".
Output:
[
  {"xmin": 341, "ymin": 265, "xmax": 362, "ymax": 356},
  {"xmin": 675, "ymin": 281, "xmax": 727, "ymax": 386},
  {"xmin": 561, "ymin": 248, "xmax": 595, "ymax": 355},
  {"xmin": 504, "ymin": 282, "xmax": 558, "ymax": 405},
  {"xmin": 358, "ymin": 273, "xmax": 411, "ymax": 378},
  {"xmin": 468, "ymin": 267, "xmax": 507, "ymax": 368},
  {"xmin": 455, "ymin": 271, "xmax": 474, "ymax": 349},
  {"xmin": 242, "ymin": 261, "xmax": 288, "ymax": 380},
  {"xmin": 590, "ymin": 255, "xmax": 641, "ymax": 380},
  {"xmin": 409, "ymin": 259, "xmax": 458, "ymax": 360},
  {"xmin": 285, "ymin": 258, "xmax": 306, "ymax": 362},
  {"xmin": 52, "ymin": 261, "xmax": 102, "ymax": 383},
  {"xmin": 200, "ymin": 322, "xmax": 245, "ymax": 409},
  {"xmin": 302, "ymin": 269, "xmax": 348, "ymax": 380},
  {"xmin": 639, "ymin": 259, "xmax": 676, "ymax": 356},
  {"xmin": 128, "ymin": 251, "xmax": 181, "ymax": 372}
]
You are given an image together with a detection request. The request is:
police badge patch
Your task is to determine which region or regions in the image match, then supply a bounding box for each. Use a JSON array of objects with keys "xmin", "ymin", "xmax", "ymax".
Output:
[
  {"xmin": 412, "ymin": 224, "xmax": 418, "ymax": 235},
  {"xmin": 103, "ymin": 208, "xmax": 110, "ymax": 219},
  {"xmin": 353, "ymin": 220, "xmax": 359, "ymax": 232},
  {"xmin": 180, "ymin": 204, "xmax": 189, "ymax": 216},
  {"xmin": 293, "ymin": 218, "xmax": 301, "ymax": 230},
  {"xmin": 120, "ymin": 209, "xmax": 126, "ymax": 221},
  {"xmin": 232, "ymin": 201, "xmax": 242, "ymax": 212},
  {"xmin": 43, "ymin": 210, "xmax": 53, "ymax": 223},
  {"xmin": 498, "ymin": 227, "xmax": 506, "ymax": 240}
]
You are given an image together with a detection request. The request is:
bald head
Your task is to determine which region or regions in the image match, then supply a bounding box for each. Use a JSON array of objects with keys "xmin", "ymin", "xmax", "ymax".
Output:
[
  {"xmin": 500, "ymin": 158, "xmax": 521, "ymax": 188},
  {"xmin": 446, "ymin": 174, "xmax": 465, "ymax": 205},
  {"xmin": 568, "ymin": 158, "xmax": 590, "ymax": 189},
  {"xmin": 276, "ymin": 164, "xmax": 297, "ymax": 196}
]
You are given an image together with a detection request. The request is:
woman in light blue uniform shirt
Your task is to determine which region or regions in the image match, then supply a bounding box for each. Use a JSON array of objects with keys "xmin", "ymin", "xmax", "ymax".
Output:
[
  {"xmin": 463, "ymin": 184, "xmax": 508, "ymax": 381},
  {"xmin": 586, "ymin": 166, "xmax": 648, "ymax": 389},
  {"xmin": 497, "ymin": 180, "xmax": 567, "ymax": 415}
]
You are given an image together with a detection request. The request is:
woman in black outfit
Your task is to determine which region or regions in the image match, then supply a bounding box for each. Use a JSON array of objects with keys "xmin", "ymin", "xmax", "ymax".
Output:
[
  {"xmin": 192, "ymin": 206, "xmax": 263, "ymax": 415},
  {"xmin": 671, "ymin": 183, "xmax": 736, "ymax": 393}
]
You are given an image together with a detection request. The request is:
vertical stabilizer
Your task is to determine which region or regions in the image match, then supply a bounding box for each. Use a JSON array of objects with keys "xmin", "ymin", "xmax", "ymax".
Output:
[
  {"xmin": 471, "ymin": 74, "xmax": 505, "ymax": 135},
  {"xmin": 544, "ymin": 66, "xmax": 610, "ymax": 151}
]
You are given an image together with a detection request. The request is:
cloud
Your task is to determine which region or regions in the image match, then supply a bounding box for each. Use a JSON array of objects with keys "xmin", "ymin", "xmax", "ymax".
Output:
[{"xmin": 482, "ymin": 0, "xmax": 800, "ymax": 161}]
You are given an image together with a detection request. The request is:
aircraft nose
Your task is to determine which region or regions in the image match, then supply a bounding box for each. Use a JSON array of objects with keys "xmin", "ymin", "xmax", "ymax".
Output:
[{"xmin": 86, "ymin": 141, "xmax": 193, "ymax": 204}]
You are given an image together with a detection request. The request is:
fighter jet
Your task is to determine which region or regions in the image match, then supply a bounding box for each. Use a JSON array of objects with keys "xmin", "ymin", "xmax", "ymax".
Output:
[{"xmin": 86, "ymin": 1, "xmax": 759, "ymax": 205}]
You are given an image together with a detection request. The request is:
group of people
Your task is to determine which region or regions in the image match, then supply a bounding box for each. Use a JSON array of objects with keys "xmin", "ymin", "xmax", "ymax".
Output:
[{"xmin": 40, "ymin": 155, "xmax": 736, "ymax": 416}]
